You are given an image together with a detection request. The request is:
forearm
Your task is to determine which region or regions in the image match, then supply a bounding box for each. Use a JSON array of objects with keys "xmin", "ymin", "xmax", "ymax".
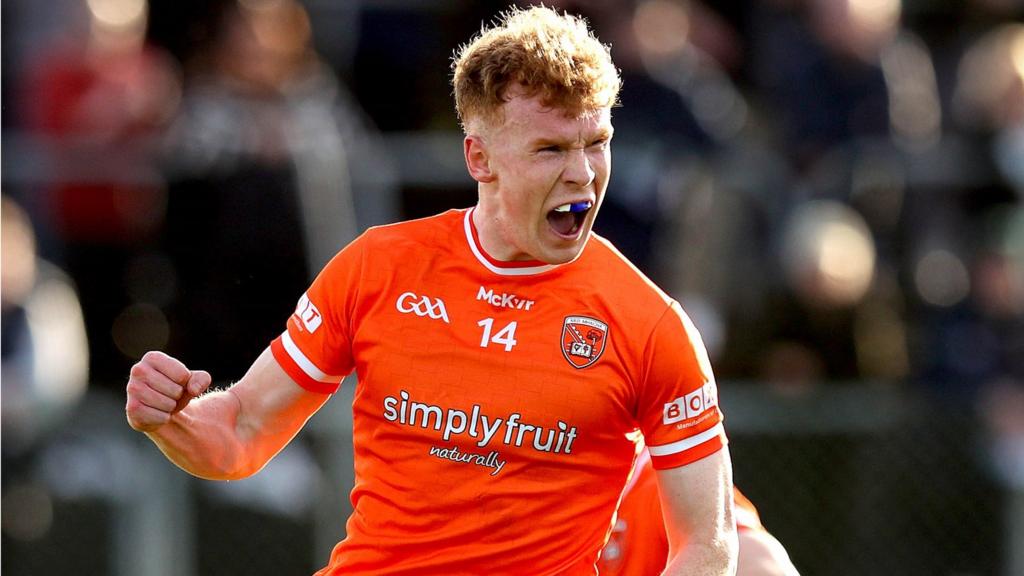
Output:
[
  {"xmin": 656, "ymin": 449, "xmax": 739, "ymax": 576},
  {"xmin": 129, "ymin": 347, "xmax": 328, "ymax": 481},
  {"xmin": 145, "ymin": 389, "xmax": 255, "ymax": 480}
]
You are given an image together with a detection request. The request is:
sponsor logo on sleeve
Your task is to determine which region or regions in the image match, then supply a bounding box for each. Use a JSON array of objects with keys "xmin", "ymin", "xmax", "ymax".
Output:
[
  {"xmin": 395, "ymin": 291, "xmax": 450, "ymax": 323},
  {"xmin": 561, "ymin": 316, "xmax": 608, "ymax": 369},
  {"xmin": 662, "ymin": 380, "xmax": 718, "ymax": 425},
  {"xmin": 293, "ymin": 293, "xmax": 322, "ymax": 333}
]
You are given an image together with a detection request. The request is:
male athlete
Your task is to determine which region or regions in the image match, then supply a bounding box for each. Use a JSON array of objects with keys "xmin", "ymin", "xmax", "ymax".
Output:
[
  {"xmin": 600, "ymin": 450, "xmax": 800, "ymax": 576},
  {"xmin": 126, "ymin": 6, "xmax": 737, "ymax": 574}
]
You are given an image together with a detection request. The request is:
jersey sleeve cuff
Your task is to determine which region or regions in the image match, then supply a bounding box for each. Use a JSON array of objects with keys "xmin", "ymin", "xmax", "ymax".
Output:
[
  {"xmin": 271, "ymin": 333, "xmax": 344, "ymax": 395},
  {"xmin": 647, "ymin": 422, "xmax": 727, "ymax": 470}
]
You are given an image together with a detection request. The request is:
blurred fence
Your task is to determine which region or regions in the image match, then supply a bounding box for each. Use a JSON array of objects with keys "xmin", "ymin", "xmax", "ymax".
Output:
[
  {"xmin": 724, "ymin": 384, "xmax": 1010, "ymax": 576},
  {"xmin": 1, "ymin": 382, "xmax": 1016, "ymax": 576}
]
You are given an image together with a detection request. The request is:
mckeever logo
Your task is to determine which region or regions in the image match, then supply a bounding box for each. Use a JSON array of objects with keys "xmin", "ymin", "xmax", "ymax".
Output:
[
  {"xmin": 395, "ymin": 292, "xmax": 450, "ymax": 323},
  {"xmin": 476, "ymin": 286, "xmax": 536, "ymax": 311}
]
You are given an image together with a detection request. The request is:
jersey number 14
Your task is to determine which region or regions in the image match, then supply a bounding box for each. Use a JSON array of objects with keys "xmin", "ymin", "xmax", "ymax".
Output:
[{"xmin": 477, "ymin": 318, "xmax": 518, "ymax": 352}]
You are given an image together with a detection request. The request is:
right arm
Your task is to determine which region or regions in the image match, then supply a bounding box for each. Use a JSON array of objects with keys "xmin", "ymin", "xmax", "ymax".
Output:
[{"xmin": 125, "ymin": 347, "xmax": 330, "ymax": 480}]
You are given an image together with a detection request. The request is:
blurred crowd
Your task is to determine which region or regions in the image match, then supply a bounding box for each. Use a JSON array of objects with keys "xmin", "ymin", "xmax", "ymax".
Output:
[{"xmin": 2, "ymin": 0, "xmax": 1023, "ymax": 566}]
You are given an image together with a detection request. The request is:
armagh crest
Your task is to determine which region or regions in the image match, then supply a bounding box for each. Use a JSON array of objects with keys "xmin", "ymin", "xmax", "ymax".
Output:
[{"xmin": 561, "ymin": 316, "xmax": 609, "ymax": 369}]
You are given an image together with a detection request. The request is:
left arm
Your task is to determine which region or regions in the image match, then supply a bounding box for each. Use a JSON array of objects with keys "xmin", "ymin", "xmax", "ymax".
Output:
[{"xmin": 656, "ymin": 447, "xmax": 738, "ymax": 576}]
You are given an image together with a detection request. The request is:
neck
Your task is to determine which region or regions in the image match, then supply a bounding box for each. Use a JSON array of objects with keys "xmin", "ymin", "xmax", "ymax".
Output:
[
  {"xmin": 471, "ymin": 202, "xmax": 532, "ymax": 262},
  {"xmin": 472, "ymin": 203, "xmax": 508, "ymax": 260}
]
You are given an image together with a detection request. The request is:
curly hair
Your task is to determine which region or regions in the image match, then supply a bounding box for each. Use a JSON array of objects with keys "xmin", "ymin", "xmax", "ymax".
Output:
[{"xmin": 452, "ymin": 5, "xmax": 621, "ymax": 130}]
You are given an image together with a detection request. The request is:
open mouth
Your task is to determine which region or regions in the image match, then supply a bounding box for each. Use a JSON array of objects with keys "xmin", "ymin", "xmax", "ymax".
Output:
[{"xmin": 547, "ymin": 201, "xmax": 593, "ymax": 237}]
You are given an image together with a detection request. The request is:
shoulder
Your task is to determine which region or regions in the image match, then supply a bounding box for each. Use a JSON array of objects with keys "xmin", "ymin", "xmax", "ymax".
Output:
[
  {"xmin": 564, "ymin": 233, "xmax": 685, "ymax": 367},
  {"xmin": 580, "ymin": 233, "xmax": 674, "ymax": 311},
  {"xmin": 314, "ymin": 209, "xmax": 466, "ymax": 287}
]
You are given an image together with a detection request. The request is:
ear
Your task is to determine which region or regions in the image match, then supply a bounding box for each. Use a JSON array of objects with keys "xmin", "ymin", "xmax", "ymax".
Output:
[{"xmin": 464, "ymin": 135, "xmax": 496, "ymax": 184}]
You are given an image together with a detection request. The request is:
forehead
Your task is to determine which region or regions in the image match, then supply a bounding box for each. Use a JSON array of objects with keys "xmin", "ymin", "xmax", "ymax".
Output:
[{"xmin": 498, "ymin": 92, "xmax": 612, "ymax": 140}]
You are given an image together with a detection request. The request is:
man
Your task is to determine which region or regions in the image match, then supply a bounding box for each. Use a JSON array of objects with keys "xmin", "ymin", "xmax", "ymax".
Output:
[
  {"xmin": 600, "ymin": 450, "xmax": 800, "ymax": 575},
  {"xmin": 125, "ymin": 6, "xmax": 737, "ymax": 574}
]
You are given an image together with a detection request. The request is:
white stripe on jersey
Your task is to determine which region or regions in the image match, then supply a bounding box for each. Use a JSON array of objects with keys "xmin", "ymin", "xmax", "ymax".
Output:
[
  {"xmin": 647, "ymin": 422, "xmax": 724, "ymax": 457},
  {"xmin": 282, "ymin": 331, "xmax": 344, "ymax": 384},
  {"xmin": 463, "ymin": 209, "xmax": 560, "ymax": 276}
]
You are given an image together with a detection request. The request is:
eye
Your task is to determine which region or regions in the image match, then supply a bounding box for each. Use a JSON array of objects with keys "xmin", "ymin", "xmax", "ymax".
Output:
[
  {"xmin": 537, "ymin": 145, "xmax": 561, "ymax": 154},
  {"xmin": 589, "ymin": 138, "xmax": 609, "ymax": 150}
]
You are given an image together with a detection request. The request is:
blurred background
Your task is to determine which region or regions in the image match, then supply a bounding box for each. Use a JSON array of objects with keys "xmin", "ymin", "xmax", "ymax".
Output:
[{"xmin": 1, "ymin": 0, "xmax": 1022, "ymax": 574}]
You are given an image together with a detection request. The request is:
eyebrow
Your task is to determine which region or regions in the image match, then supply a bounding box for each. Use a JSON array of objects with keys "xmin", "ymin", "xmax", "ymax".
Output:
[{"xmin": 529, "ymin": 128, "xmax": 614, "ymax": 148}]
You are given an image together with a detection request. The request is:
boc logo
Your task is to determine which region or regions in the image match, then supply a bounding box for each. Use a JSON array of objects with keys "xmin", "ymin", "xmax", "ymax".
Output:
[
  {"xmin": 662, "ymin": 381, "xmax": 718, "ymax": 425},
  {"xmin": 396, "ymin": 292, "xmax": 450, "ymax": 324}
]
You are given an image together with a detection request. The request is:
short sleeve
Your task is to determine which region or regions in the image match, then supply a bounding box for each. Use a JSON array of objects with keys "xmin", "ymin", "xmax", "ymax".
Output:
[
  {"xmin": 270, "ymin": 234, "xmax": 366, "ymax": 394},
  {"xmin": 636, "ymin": 301, "xmax": 726, "ymax": 469}
]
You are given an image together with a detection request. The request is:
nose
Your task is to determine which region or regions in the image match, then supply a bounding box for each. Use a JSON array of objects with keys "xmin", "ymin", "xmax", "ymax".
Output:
[{"xmin": 562, "ymin": 148, "xmax": 595, "ymax": 188}]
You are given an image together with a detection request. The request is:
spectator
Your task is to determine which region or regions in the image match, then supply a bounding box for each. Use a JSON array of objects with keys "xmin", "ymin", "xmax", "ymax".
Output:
[
  {"xmin": 18, "ymin": 0, "xmax": 181, "ymax": 386},
  {"xmin": 160, "ymin": 0, "xmax": 398, "ymax": 378},
  {"xmin": 2, "ymin": 195, "xmax": 89, "ymax": 457}
]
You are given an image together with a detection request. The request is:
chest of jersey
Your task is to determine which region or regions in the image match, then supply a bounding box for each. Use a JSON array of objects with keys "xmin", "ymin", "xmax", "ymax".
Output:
[{"xmin": 347, "ymin": 256, "xmax": 639, "ymax": 481}]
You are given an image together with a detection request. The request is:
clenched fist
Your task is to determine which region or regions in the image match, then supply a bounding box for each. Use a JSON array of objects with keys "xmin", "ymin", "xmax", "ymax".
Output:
[{"xmin": 126, "ymin": 351, "xmax": 212, "ymax": 432}]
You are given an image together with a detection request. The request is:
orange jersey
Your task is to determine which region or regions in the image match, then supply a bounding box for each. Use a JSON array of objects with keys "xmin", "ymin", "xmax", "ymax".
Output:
[
  {"xmin": 270, "ymin": 208, "xmax": 726, "ymax": 575},
  {"xmin": 599, "ymin": 450, "xmax": 762, "ymax": 576}
]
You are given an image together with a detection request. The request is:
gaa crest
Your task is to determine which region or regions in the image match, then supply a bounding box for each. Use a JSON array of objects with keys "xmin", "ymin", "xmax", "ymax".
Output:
[{"xmin": 561, "ymin": 316, "xmax": 609, "ymax": 369}]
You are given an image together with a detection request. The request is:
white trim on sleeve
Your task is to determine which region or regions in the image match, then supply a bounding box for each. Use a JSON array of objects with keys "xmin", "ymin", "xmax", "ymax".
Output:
[
  {"xmin": 282, "ymin": 331, "xmax": 344, "ymax": 384},
  {"xmin": 648, "ymin": 422, "xmax": 724, "ymax": 457}
]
